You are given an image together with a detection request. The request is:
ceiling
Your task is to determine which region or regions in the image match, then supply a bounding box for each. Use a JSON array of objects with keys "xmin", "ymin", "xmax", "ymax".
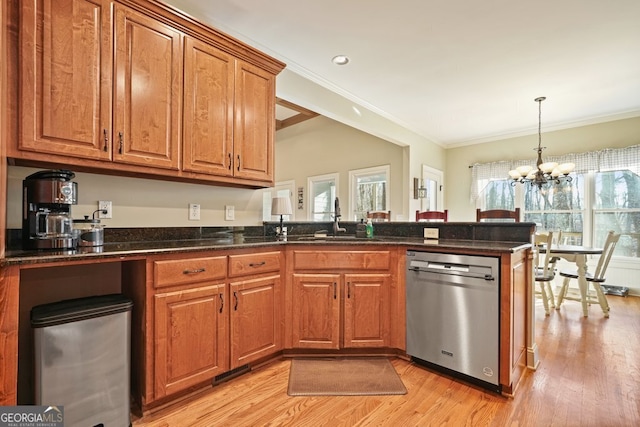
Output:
[{"xmin": 164, "ymin": 0, "xmax": 640, "ymax": 147}]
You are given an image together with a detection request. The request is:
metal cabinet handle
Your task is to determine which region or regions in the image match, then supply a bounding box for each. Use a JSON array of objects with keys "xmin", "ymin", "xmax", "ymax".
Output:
[
  {"xmin": 333, "ymin": 282, "xmax": 337, "ymax": 299},
  {"xmin": 234, "ymin": 291, "xmax": 238, "ymax": 311},
  {"xmin": 118, "ymin": 131, "xmax": 123, "ymax": 154},
  {"xmin": 219, "ymin": 293, "xmax": 224, "ymax": 313},
  {"xmin": 249, "ymin": 261, "xmax": 266, "ymax": 268},
  {"xmin": 228, "ymin": 153, "xmax": 232, "ymax": 170},
  {"xmin": 103, "ymin": 129, "xmax": 108, "ymax": 151},
  {"xmin": 347, "ymin": 282, "xmax": 351, "ymax": 298},
  {"xmin": 182, "ymin": 268, "xmax": 206, "ymax": 274},
  {"xmin": 237, "ymin": 154, "xmax": 240, "ymax": 171}
]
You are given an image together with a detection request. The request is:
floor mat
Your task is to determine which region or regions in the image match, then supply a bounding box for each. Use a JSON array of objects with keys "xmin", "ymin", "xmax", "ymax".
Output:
[{"xmin": 287, "ymin": 357, "xmax": 407, "ymax": 396}]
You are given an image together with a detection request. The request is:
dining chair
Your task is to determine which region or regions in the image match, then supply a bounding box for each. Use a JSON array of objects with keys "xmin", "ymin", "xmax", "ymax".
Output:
[
  {"xmin": 416, "ymin": 210, "xmax": 448, "ymax": 222},
  {"xmin": 367, "ymin": 210, "xmax": 391, "ymax": 222},
  {"xmin": 533, "ymin": 231, "xmax": 557, "ymax": 316},
  {"xmin": 556, "ymin": 230, "xmax": 621, "ymax": 317},
  {"xmin": 476, "ymin": 208, "xmax": 520, "ymax": 222}
]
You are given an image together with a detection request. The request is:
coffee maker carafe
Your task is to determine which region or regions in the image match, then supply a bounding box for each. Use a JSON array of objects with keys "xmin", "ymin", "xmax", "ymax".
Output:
[{"xmin": 23, "ymin": 170, "xmax": 78, "ymax": 250}]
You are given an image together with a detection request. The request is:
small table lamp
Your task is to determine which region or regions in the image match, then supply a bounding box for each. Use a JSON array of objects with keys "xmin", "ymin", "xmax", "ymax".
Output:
[{"xmin": 271, "ymin": 196, "xmax": 293, "ymax": 239}]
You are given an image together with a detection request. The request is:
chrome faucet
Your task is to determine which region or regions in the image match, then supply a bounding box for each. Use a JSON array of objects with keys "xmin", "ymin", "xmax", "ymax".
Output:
[{"xmin": 333, "ymin": 197, "xmax": 346, "ymax": 235}]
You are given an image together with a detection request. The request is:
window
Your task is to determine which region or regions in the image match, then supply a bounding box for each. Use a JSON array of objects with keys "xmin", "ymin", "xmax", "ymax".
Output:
[
  {"xmin": 594, "ymin": 170, "xmax": 640, "ymax": 257},
  {"xmin": 472, "ymin": 144, "xmax": 640, "ymax": 258},
  {"xmin": 349, "ymin": 165, "xmax": 389, "ymax": 221},
  {"xmin": 421, "ymin": 165, "xmax": 444, "ymax": 212},
  {"xmin": 524, "ymin": 176, "xmax": 585, "ymax": 245},
  {"xmin": 307, "ymin": 173, "xmax": 337, "ymax": 221}
]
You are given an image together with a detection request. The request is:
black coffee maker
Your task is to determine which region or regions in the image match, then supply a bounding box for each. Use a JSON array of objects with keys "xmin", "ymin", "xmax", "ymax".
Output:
[{"xmin": 23, "ymin": 170, "xmax": 78, "ymax": 250}]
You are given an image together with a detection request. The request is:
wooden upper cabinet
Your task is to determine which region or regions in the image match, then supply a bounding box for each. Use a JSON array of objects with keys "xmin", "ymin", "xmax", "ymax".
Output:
[
  {"xmin": 20, "ymin": 0, "xmax": 112, "ymax": 160},
  {"xmin": 16, "ymin": 0, "xmax": 284, "ymax": 186},
  {"xmin": 233, "ymin": 61, "xmax": 275, "ymax": 182},
  {"xmin": 182, "ymin": 40, "xmax": 276, "ymax": 183},
  {"xmin": 113, "ymin": 4, "xmax": 181, "ymax": 170},
  {"xmin": 182, "ymin": 36, "xmax": 234, "ymax": 176}
]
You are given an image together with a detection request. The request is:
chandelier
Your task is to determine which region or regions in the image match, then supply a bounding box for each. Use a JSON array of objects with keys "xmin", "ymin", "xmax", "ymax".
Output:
[{"xmin": 508, "ymin": 97, "xmax": 575, "ymax": 190}]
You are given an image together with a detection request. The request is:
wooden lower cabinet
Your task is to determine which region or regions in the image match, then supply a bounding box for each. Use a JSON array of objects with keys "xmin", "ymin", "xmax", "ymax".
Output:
[
  {"xmin": 147, "ymin": 250, "xmax": 282, "ymax": 407},
  {"xmin": 153, "ymin": 284, "xmax": 228, "ymax": 399},
  {"xmin": 291, "ymin": 272, "xmax": 390, "ymax": 349},
  {"xmin": 230, "ymin": 274, "xmax": 281, "ymax": 368},
  {"xmin": 288, "ymin": 247, "xmax": 394, "ymax": 350}
]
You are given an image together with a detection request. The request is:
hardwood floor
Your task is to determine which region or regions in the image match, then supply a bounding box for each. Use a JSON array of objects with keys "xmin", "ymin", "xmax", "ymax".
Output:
[{"xmin": 133, "ymin": 295, "xmax": 640, "ymax": 426}]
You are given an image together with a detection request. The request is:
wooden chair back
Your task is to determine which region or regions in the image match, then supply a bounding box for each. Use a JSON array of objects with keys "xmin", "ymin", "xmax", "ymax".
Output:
[
  {"xmin": 592, "ymin": 231, "xmax": 621, "ymax": 281},
  {"xmin": 366, "ymin": 211, "xmax": 391, "ymax": 222},
  {"xmin": 476, "ymin": 208, "xmax": 520, "ymax": 222},
  {"xmin": 533, "ymin": 231, "xmax": 555, "ymax": 279},
  {"xmin": 416, "ymin": 210, "xmax": 448, "ymax": 222}
]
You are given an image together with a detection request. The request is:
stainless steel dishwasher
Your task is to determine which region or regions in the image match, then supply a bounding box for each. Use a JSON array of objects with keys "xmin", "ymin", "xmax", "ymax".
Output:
[{"xmin": 406, "ymin": 251, "xmax": 500, "ymax": 391}]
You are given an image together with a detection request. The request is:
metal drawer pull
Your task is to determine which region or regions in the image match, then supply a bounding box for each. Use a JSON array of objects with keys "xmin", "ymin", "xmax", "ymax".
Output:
[
  {"xmin": 182, "ymin": 268, "xmax": 206, "ymax": 274},
  {"xmin": 219, "ymin": 293, "xmax": 224, "ymax": 313},
  {"xmin": 249, "ymin": 261, "xmax": 266, "ymax": 268}
]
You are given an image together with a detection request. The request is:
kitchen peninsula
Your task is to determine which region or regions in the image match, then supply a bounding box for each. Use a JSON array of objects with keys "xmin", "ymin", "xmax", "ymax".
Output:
[{"xmin": 0, "ymin": 222, "xmax": 534, "ymax": 414}]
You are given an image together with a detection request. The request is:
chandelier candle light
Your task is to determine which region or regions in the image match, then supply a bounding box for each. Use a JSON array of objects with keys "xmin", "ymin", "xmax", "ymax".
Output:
[{"xmin": 509, "ymin": 97, "xmax": 575, "ymax": 189}]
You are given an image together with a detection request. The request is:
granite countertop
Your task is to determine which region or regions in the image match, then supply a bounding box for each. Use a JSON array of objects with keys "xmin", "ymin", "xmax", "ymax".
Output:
[{"xmin": 2, "ymin": 234, "xmax": 531, "ymax": 267}]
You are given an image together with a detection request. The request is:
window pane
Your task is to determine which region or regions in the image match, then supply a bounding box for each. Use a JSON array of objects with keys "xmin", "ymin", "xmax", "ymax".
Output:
[
  {"xmin": 594, "ymin": 170, "xmax": 640, "ymax": 257},
  {"xmin": 311, "ymin": 179, "xmax": 335, "ymax": 221},
  {"xmin": 523, "ymin": 175, "xmax": 585, "ymax": 240},
  {"xmin": 352, "ymin": 169, "xmax": 388, "ymax": 220},
  {"xmin": 595, "ymin": 170, "xmax": 640, "ymax": 209},
  {"xmin": 482, "ymin": 180, "xmax": 515, "ymax": 210}
]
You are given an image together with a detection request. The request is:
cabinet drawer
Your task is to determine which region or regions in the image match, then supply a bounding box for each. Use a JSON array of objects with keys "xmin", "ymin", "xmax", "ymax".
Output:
[
  {"xmin": 293, "ymin": 250, "xmax": 390, "ymax": 270},
  {"xmin": 154, "ymin": 256, "xmax": 227, "ymax": 288},
  {"xmin": 228, "ymin": 251, "xmax": 281, "ymax": 277}
]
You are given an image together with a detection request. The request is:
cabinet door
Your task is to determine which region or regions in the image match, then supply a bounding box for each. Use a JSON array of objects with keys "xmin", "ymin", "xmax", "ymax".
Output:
[
  {"xmin": 233, "ymin": 61, "xmax": 275, "ymax": 182},
  {"xmin": 230, "ymin": 275, "xmax": 281, "ymax": 368},
  {"xmin": 182, "ymin": 36, "xmax": 234, "ymax": 176},
  {"xmin": 113, "ymin": 5, "xmax": 181, "ymax": 170},
  {"xmin": 20, "ymin": 0, "xmax": 112, "ymax": 160},
  {"xmin": 291, "ymin": 274, "xmax": 340, "ymax": 349},
  {"xmin": 154, "ymin": 284, "xmax": 228, "ymax": 399},
  {"xmin": 343, "ymin": 274, "xmax": 391, "ymax": 348}
]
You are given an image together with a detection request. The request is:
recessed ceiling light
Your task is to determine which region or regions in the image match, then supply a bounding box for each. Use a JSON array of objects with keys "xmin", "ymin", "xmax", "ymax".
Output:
[{"xmin": 332, "ymin": 55, "xmax": 350, "ymax": 65}]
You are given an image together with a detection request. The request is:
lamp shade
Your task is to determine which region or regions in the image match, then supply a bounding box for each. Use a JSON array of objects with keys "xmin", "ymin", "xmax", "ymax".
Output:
[{"xmin": 271, "ymin": 196, "xmax": 292, "ymax": 216}]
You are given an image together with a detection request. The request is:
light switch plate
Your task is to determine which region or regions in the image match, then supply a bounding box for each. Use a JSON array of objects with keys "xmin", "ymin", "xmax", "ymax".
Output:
[
  {"xmin": 225, "ymin": 205, "xmax": 235, "ymax": 221},
  {"xmin": 424, "ymin": 228, "xmax": 439, "ymax": 239}
]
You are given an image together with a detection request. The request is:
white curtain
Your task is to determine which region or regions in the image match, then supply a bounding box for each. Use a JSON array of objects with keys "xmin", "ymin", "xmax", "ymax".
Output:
[{"xmin": 470, "ymin": 144, "xmax": 640, "ymax": 202}]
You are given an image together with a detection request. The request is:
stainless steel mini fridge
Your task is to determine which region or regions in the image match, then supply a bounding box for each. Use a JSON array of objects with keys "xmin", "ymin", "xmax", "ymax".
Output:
[{"xmin": 31, "ymin": 294, "xmax": 133, "ymax": 427}]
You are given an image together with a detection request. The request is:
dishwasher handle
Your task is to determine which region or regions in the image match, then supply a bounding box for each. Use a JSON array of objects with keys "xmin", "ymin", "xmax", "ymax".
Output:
[{"xmin": 408, "ymin": 266, "xmax": 495, "ymax": 281}]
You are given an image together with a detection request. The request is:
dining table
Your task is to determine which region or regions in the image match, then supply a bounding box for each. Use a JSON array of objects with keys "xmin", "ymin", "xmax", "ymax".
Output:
[{"xmin": 550, "ymin": 244, "xmax": 604, "ymax": 316}]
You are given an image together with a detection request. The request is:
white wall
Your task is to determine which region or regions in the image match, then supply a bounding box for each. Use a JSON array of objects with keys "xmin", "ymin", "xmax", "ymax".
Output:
[{"xmin": 6, "ymin": 166, "xmax": 267, "ymax": 228}]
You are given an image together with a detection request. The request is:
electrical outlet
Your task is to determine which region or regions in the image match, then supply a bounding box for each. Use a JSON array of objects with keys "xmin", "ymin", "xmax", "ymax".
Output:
[
  {"xmin": 98, "ymin": 201, "xmax": 112, "ymax": 219},
  {"xmin": 424, "ymin": 228, "xmax": 439, "ymax": 239},
  {"xmin": 225, "ymin": 205, "xmax": 235, "ymax": 221},
  {"xmin": 189, "ymin": 203, "xmax": 200, "ymax": 220}
]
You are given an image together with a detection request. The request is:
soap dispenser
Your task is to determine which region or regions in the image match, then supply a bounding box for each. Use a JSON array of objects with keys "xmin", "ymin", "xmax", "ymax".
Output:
[{"xmin": 365, "ymin": 218, "xmax": 374, "ymax": 238}]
